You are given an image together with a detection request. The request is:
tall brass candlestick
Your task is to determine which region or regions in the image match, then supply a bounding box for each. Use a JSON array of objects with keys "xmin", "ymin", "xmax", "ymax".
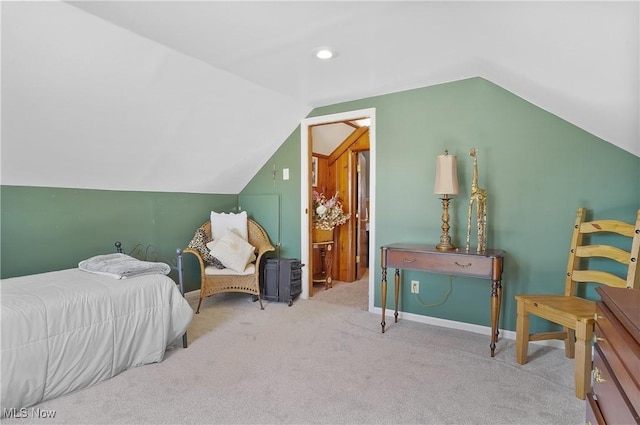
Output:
[{"xmin": 436, "ymin": 194, "xmax": 455, "ymax": 251}]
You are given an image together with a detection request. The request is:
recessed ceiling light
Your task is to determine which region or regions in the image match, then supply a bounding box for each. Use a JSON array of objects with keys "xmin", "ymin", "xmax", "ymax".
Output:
[{"xmin": 313, "ymin": 47, "xmax": 338, "ymax": 60}]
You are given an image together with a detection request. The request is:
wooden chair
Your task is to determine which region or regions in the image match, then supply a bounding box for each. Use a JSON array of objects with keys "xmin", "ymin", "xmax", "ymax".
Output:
[
  {"xmin": 184, "ymin": 219, "xmax": 275, "ymax": 313},
  {"xmin": 515, "ymin": 207, "xmax": 640, "ymax": 400}
]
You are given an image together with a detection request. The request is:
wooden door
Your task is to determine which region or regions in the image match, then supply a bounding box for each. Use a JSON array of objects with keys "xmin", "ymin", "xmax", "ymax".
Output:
[
  {"xmin": 355, "ymin": 152, "xmax": 368, "ymax": 280},
  {"xmin": 332, "ymin": 127, "xmax": 369, "ymax": 282}
]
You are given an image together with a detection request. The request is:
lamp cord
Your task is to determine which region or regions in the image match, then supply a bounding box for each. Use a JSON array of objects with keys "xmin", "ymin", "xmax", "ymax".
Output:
[{"xmin": 413, "ymin": 275, "xmax": 453, "ymax": 307}]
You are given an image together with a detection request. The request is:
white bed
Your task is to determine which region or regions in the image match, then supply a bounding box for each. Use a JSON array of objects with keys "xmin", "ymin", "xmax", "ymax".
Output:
[{"xmin": 1, "ymin": 267, "xmax": 193, "ymax": 414}]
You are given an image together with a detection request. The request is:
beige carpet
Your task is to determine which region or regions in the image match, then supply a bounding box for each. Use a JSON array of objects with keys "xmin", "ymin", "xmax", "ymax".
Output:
[
  {"xmin": 4, "ymin": 278, "xmax": 585, "ymax": 425},
  {"xmin": 309, "ymin": 271, "xmax": 369, "ymax": 311}
]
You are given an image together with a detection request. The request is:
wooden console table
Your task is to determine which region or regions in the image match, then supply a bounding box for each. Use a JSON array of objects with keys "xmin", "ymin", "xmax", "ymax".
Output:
[{"xmin": 380, "ymin": 243, "xmax": 505, "ymax": 357}]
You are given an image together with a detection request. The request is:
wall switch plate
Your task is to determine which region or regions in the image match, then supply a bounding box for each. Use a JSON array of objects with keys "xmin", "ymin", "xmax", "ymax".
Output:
[
  {"xmin": 283, "ymin": 168, "xmax": 289, "ymax": 180},
  {"xmin": 411, "ymin": 280, "xmax": 419, "ymax": 294}
]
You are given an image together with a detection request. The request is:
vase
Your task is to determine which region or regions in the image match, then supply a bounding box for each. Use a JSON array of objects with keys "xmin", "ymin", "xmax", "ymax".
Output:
[{"xmin": 312, "ymin": 228, "xmax": 334, "ymax": 242}]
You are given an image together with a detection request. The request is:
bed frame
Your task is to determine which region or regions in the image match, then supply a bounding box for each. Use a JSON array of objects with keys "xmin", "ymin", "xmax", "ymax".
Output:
[{"xmin": 115, "ymin": 241, "xmax": 188, "ymax": 349}]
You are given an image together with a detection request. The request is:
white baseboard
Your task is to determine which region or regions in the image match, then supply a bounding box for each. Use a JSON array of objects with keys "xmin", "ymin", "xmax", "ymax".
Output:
[{"xmin": 371, "ymin": 306, "xmax": 565, "ymax": 350}]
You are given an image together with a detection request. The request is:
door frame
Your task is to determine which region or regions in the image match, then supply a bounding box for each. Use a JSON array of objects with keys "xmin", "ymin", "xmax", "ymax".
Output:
[{"xmin": 299, "ymin": 108, "xmax": 376, "ymax": 312}]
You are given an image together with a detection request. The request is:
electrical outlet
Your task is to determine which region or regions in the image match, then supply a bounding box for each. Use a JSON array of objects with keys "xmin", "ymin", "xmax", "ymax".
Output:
[{"xmin": 411, "ymin": 280, "xmax": 419, "ymax": 294}]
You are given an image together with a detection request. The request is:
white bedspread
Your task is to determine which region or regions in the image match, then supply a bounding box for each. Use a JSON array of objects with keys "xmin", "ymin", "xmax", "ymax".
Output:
[{"xmin": 1, "ymin": 269, "xmax": 193, "ymax": 414}]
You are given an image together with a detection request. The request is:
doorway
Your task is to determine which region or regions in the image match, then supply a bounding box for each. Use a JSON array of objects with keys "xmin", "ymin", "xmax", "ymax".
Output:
[{"xmin": 299, "ymin": 108, "xmax": 376, "ymax": 312}]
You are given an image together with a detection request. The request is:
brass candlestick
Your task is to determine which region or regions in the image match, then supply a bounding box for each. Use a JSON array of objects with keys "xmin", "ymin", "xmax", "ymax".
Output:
[{"xmin": 436, "ymin": 194, "xmax": 456, "ymax": 251}]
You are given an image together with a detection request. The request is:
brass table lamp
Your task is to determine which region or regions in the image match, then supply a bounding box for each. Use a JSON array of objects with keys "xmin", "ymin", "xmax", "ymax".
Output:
[{"xmin": 434, "ymin": 150, "xmax": 459, "ymax": 251}]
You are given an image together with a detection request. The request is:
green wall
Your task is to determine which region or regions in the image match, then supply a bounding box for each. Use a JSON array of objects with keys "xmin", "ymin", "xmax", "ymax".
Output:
[
  {"xmin": 0, "ymin": 186, "xmax": 237, "ymax": 292},
  {"xmin": 240, "ymin": 128, "xmax": 302, "ymax": 260},
  {"xmin": 244, "ymin": 77, "xmax": 640, "ymax": 333},
  {"xmin": 2, "ymin": 77, "xmax": 638, "ymax": 334}
]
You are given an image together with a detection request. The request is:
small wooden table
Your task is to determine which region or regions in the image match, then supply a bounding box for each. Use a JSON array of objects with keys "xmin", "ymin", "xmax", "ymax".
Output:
[
  {"xmin": 312, "ymin": 240, "xmax": 334, "ymax": 291},
  {"xmin": 380, "ymin": 243, "xmax": 505, "ymax": 357}
]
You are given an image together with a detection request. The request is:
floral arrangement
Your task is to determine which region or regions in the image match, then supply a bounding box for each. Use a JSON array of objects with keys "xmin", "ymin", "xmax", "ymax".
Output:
[{"xmin": 313, "ymin": 191, "xmax": 350, "ymax": 230}]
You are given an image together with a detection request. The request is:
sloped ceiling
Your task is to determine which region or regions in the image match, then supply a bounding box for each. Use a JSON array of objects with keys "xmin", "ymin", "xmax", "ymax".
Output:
[{"xmin": 2, "ymin": 1, "xmax": 638, "ymax": 194}]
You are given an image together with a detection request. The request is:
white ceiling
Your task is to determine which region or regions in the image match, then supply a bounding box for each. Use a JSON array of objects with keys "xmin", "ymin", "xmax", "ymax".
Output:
[
  {"xmin": 312, "ymin": 122, "xmax": 360, "ymax": 156},
  {"xmin": 2, "ymin": 1, "xmax": 638, "ymax": 194},
  {"xmin": 66, "ymin": 0, "xmax": 640, "ymax": 157}
]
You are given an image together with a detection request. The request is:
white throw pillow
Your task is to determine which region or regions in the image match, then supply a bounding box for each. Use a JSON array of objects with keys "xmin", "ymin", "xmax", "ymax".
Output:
[
  {"xmin": 211, "ymin": 211, "xmax": 248, "ymax": 241},
  {"xmin": 208, "ymin": 230, "xmax": 256, "ymax": 273}
]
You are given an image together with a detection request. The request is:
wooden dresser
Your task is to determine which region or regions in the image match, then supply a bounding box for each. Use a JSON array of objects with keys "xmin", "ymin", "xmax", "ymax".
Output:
[{"xmin": 586, "ymin": 286, "xmax": 640, "ymax": 425}]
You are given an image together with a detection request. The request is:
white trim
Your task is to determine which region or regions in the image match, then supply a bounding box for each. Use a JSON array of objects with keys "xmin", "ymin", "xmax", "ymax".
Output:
[{"xmin": 300, "ymin": 108, "xmax": 376, "ymax": 306}]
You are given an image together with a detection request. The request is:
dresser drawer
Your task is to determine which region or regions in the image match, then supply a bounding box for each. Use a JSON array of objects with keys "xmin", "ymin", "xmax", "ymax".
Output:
[
  {"xmin": 385, "ymin": 249, "xmax": 493, "ymax": 278},
  {"xmin": 596, "ymin": 302, "xmax": 640, "ymax": 415},
  {"xmin": 592, "ymin": 344, "xmax": 639, "ymax": 425},
  {"xmin": 586, "ymin": 392, "xmax": 605, "ymax": 425}
]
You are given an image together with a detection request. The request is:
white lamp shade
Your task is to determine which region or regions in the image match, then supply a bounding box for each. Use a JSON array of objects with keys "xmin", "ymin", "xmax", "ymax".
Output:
[{"xmin": 434, "ymin": 154, "xmax": 459, "ymax": 195}]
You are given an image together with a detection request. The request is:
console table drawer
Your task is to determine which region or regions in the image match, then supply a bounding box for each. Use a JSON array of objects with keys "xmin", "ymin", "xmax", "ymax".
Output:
[{"xmin": 385, "ymin": 249, "xmax": 493, "ymax": 278}]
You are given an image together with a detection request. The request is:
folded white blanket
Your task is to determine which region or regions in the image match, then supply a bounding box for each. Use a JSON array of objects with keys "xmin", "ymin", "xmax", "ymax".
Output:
[{"xmin": 78, "ymin": 253, "xmax": 171, "ymax": 279}]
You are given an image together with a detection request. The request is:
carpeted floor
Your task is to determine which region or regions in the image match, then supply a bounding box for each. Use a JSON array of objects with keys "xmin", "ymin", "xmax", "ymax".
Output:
[
  {"xmin": 4, "ymin": 274, "xmax": 585, "ymax": 424},
  {"xmin": 309, "ymin": 271, "xmax": 369, "ymax": 311}
]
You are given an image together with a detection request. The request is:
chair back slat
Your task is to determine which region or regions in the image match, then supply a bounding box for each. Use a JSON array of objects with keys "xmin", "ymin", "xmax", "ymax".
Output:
[
  {"xmin": 575, "ymin": 245, "xmax": 633, "ymax": 265},
  {"xmin": 580, "ymin": 219, "xmax": 635, "ymax": 237},
  {"xmin": 571, "ymin": 270, "xmax": 628, "ymax": 288},
  {"xmin": 565, "ymin": 208, "xmax": 640, "ymax": 295}
]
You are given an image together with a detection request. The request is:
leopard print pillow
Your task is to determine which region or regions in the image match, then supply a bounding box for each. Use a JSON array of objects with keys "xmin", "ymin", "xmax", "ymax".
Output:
[{"xmin": 187, "ymin": 228, "xmax": 225, "ymax": 269}]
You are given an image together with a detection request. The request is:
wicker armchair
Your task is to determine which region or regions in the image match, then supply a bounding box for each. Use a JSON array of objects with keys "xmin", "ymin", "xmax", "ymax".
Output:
[{"xmin": 184, "ymin": 219, "xmax": 275, "ymax": 313}]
